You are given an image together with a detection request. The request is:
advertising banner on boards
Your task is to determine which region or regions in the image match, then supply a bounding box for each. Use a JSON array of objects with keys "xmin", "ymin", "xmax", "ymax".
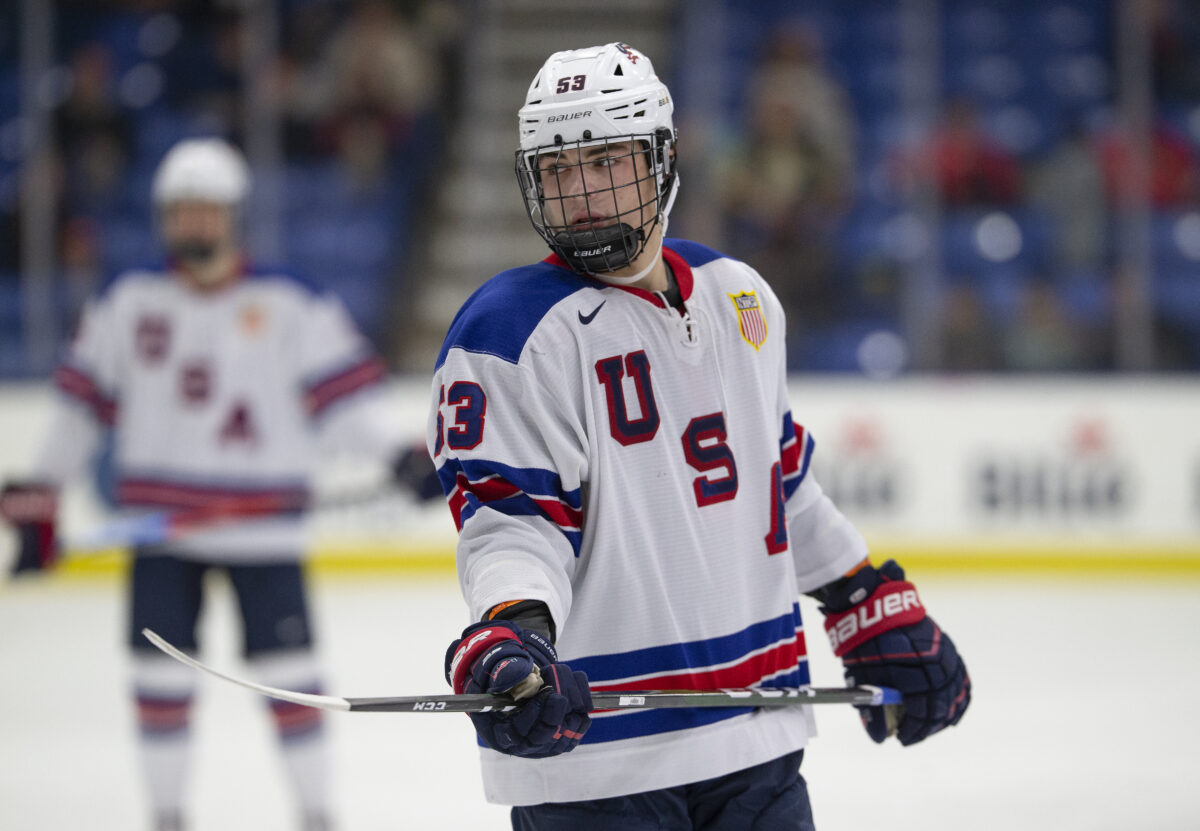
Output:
[{"xmin": 1, "ymin": 377, "xmax": 1196, "ymax": 575}]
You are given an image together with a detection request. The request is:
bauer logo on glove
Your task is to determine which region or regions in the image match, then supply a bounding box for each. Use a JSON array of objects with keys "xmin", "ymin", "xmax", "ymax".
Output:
[{"xmin": 825, "ymin": 581, "xmax": 925, "ymax": 655}]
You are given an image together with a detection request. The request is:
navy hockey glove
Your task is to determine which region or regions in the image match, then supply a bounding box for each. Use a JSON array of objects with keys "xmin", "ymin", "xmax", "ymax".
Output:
[
  {"xmin": 390, "ymin": 442, "xmax": 444, "ymax": 502},
  {"xmin": 445, "ymin": 619, "xmax": 591, "ymax": 758},
  {"xmin": 818, "ymin": 560, "xmax": 970, "ymax": 746},
  {"xmin": 0, "ymin": 482, "xmax": 60, "ymax": 575}
]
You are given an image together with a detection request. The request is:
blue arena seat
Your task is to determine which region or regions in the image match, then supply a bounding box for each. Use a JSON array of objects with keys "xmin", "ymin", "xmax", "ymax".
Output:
[
  {"xmin": 1154, "ymin": 270, "xmax": 1200, "ymax": 328},
  {"xmin": 1151, "ymin": 212, "xmax": 1200, "ymax": 274}
]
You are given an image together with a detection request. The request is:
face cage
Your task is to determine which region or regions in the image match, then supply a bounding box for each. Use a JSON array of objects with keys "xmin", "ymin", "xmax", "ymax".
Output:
[
  {"xmin": 515, "ymin": 131, "xmax": 674, "ymax": 274},
  {"xmin": 156, "ymin": 201, "xmax": 244, "ymax": 268}
]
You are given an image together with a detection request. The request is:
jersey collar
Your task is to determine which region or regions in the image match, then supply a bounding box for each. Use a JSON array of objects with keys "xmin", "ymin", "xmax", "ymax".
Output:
[
  {"xmin": 543, "ymin": 244, "xmax": 694, "ymax": 308},
  {"xmin": 170, "ymin": 254, "xmax": 250, "ymax": 294}
]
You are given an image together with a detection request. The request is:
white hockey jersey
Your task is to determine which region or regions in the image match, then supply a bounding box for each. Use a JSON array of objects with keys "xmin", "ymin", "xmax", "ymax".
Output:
[
  {"xmin": 37, "ymin": 264, "xmax": 392, "ymax": 561},
  {"xmin": 428, "ymin": 239, "xmax": 869, "ymax": 805}
]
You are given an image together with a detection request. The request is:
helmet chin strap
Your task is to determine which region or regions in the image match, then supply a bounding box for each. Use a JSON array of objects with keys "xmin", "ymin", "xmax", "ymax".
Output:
[
  {"xmin": 169, "ymin": 239, "xmax": 239, "ymax": 288},
  {"xmin": 592, "ymin": 239, "xmax": 661, "ymax": 285},
  {"xmin": 589, "ymin": 215, "xmax": 669, "ymax": 286}
]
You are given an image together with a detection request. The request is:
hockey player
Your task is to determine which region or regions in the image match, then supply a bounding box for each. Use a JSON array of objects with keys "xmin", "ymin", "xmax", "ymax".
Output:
[
  {"xmin": 0, "ymin": 137, "xmax": 434, "ymax": 831},
  {"xmin": 431, "ymin": 44, "xmax": 971, "ymax": 829}
]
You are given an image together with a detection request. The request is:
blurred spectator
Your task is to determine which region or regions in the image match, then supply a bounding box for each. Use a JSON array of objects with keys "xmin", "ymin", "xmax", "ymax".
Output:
[
  {"xmin": 54, "ymin": 43, "xmax": 134, "ymax": 212},
  {"xmin": 749, "ymin": 21, "xmax": 857, "ymax": 210},
  {"xmin": 1027, "ymin": 118, "xmax": 1107, "ymax": 273},
  {"xmin": 315, "ymin": 0, "xmax": 438, "ymax": 159},
  {"xmin": 1148, "ymin": 0, "xmax": 1200, "ymax": 102},
  {"xmin": 265, "ymin": 0, "xmax": 456, "ymax": 166},
  {"xmin": 336, "ymin": 109, "xmax": 393, "ymax": 194},
  {"xmin": 940, "ymin": 283, "xmax": 1003, "ymax": 371},
  {"xmin": 1094, "ymin": 117, "xmax": 1200, "ymax": 208},
  {"xmin": 714, "ymin": 21, "xmax": 857, "ymax": 329},
  {"xmin": 259, "ymin": 2, "xmax": 342, "ymax": 161},
  {"xmin": 895, "ymin": 98, "xmax": 1023, "ymax": 207},
  {"xmin": 1002, "ymin": 282, "xmax": 1090, "ymax": 371},
  {"xmin": 164, "ymin": 7, "xmax": 244, "ymax": 138}
]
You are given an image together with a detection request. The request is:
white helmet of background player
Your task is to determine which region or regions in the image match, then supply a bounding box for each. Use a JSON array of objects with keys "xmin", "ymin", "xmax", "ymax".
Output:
[
  {"xmin": 152, "ymin": 137, "xmax": 250, "ymax": 207},
  {"xmin": 515, "ymin": 42, "xmax": 679, "ymax": 280}
]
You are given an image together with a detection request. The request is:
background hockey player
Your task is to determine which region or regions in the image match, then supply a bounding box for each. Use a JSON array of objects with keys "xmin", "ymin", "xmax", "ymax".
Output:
[
  {"xmin": 0, "ymin": 137, "xmax": 435, "ymax": 831},
  {"xmin": 431, "ymin": 43, "xmax": 971, "ymax": 829}
]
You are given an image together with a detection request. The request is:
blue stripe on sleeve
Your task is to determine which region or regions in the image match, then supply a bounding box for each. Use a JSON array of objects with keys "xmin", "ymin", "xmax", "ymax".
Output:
[
  {"xmin": 780, "ymin": 412, "xmax": 796, "ymax": 444},
  {"xmin": 437, "ymin": 456, "xmax": 584, "ymax": 555},
  {"xmin": 457, "ymin": 494, "xmax": 583, "ymax": 556},
  {"xmin": 797, "ymin": 432, "xmax": 815, "ymax": 483},
  {"xmin": 436, "ymin": 457, "xmax": 582, "ymax": 508},
  {"xmin": 779, "ymin": 412, "xmax": 814, "ymax": 500}
]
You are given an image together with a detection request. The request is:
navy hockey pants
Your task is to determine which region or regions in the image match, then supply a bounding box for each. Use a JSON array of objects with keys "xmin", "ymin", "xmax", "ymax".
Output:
[
  {"xmin": 510, "ymin": 749, "xmax": 814, "ymax": 831},
  {"xmin": 128, "ymin": 554, "xmax": 315, "ymax": 657}
]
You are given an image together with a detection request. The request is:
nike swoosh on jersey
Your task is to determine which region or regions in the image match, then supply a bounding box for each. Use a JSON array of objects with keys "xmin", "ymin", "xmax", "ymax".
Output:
[{"xmin": 578, "ymin": 301, "xmax": 606, "ymax": 325}]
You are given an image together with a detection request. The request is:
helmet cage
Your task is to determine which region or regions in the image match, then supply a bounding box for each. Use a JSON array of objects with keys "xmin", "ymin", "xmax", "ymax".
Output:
[{"xmin": 515, "ymin": 127, "xmax": 677, "ymax": 274}]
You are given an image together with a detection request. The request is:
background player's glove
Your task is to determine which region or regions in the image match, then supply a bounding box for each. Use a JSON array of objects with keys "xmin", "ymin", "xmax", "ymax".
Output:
[
  {"xmin": 390, "ymin": 442, "xmax": 443, "ymax": 502},
  {"xmin": 818, "ymin": 560, "xmax": 970, "ymax": 745},
  {"xmin": 445, "ymin": 619, "xmax": 591, "ymax": 758},
  {"xmin": 0, "ymin": 482, "xmax": 60, "ymax": 575}
]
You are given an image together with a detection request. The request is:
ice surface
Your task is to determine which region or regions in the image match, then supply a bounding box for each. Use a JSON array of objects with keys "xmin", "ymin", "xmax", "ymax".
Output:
[{"xmin": 2, "ymin": 572, "xmax": 1197, "ymax": 830}]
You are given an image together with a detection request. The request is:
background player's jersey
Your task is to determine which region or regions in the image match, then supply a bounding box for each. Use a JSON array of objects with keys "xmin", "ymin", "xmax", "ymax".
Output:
[
  {"xmin": 37, "ymin": 265, "xmax": 388, "ymax": 561},
  {"xmin": 428, "ymin": 239, "xmax": 869, "ymax": 805}
]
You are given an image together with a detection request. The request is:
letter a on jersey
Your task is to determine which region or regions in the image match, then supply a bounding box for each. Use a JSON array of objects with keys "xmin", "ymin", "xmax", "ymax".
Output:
[{"xmin": 729, "ymin": 292, "xmax": 767, "ymax": 351}]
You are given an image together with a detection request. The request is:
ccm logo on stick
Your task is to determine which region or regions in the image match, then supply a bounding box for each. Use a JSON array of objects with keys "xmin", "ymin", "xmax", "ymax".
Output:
[{"xmin": 825, "ymin": 585, "xmax": 924, "ymax": 655}]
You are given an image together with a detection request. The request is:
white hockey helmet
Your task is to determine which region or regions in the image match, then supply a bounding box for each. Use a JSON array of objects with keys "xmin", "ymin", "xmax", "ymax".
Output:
[
  {"xmin": 152, "ymin": 137, "xmax": 250, "ymax": 206},
  {"xmin": 515, "ymin": 42, "xmax": 679, "ymax": 276}
]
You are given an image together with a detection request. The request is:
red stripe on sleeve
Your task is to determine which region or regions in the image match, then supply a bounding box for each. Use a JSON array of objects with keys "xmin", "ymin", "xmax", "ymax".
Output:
[
  {"xmin": 54, "ymin": 365, "xmax": 117, "ymax": 425},
  {"xmin": 304, "ymin": 357, "xmax": 387, "ymax": 416}
]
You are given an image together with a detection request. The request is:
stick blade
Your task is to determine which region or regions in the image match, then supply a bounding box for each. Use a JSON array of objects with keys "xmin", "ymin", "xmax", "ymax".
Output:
[{"xmin": 140, "ymin": 628, "xmax": 351, "ymax": 712}]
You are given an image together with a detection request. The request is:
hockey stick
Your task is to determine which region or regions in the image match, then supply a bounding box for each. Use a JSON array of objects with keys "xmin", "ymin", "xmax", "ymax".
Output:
[{"xmin": 142, "ymin": 628, "xmax": 901, "ymax": 713}]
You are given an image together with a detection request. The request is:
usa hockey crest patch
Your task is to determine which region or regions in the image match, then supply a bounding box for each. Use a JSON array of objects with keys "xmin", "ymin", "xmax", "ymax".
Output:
[{"xmin": 729, "ymin": 291, "xmax": 767, "ymax": 350}]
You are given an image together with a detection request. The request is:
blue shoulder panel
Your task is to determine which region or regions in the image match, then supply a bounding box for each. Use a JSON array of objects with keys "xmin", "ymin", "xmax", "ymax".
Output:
[
  {"xmin": 435, "ymin": 260, "xmax": 589, "ymax": 370},
  {"xmin": 664, "ymin": 238, "xmax": 728, "ymax": 269}
]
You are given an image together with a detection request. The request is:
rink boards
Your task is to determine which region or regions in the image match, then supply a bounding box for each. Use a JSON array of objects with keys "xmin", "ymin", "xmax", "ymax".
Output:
[{"xmin": 1, "ymin": 376, "xmax": 1198, "ymax": 578}]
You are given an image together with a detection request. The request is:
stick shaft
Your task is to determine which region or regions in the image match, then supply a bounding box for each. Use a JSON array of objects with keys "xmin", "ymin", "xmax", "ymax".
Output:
[
  {"xmin": 144, "ymin": 625, "xmax": 899, "ymax": 714},
  {"xmin": 347, "ymin": 685, "xmax": 900, "ymax": 713}
]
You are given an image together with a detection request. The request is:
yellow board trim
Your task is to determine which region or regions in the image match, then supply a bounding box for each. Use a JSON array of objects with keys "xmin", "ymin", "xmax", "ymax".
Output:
[
  {"xmin": 48, "ymin": 542, "xmax": 1200, "ymax": 581},
  {"xmin": 873, "ymin": 544, "xmax": 1200, "ymax": 578}
]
